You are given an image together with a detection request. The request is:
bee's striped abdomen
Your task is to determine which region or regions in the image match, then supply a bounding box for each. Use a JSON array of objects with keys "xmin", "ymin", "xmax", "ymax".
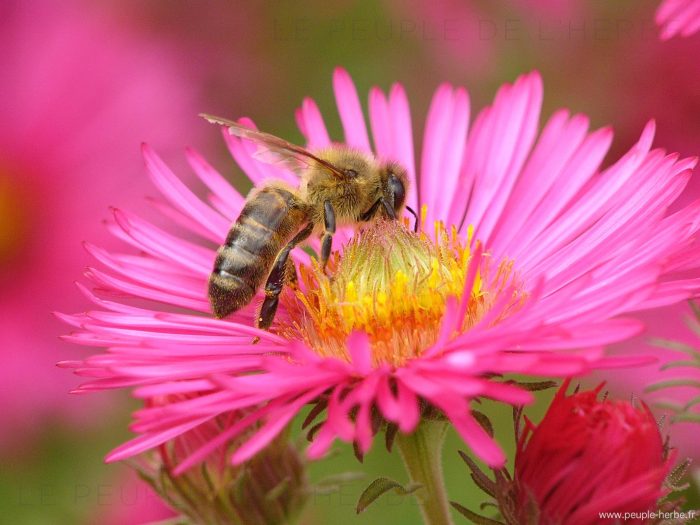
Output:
[{"xmin": 208, "ymin": 186, "xmax": 306, "ymax": 318}]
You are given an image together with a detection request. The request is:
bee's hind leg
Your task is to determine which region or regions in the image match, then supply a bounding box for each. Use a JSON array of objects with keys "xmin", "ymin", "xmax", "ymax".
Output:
[
  {"xmin": 320, "ymin": 200, "xmax": 336, "ymax": 271},
  {"xmin": 284, "ymin": 258, "xmax": 299, "ymax": 288},
  {"xmin": 257, "ymin": 222, "xmax": 314, "ymax": 331}
]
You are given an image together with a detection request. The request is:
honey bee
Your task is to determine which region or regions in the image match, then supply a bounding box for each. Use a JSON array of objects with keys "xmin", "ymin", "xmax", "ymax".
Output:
[{"xmin": 202, "ymin": 114, "xmax": 414, "ymax": 330}]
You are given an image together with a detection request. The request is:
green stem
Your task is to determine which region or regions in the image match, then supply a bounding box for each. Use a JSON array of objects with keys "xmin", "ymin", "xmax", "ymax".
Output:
[{"xmin": 395, "ymin": 421, "xmax": 454, "ymax": 525}]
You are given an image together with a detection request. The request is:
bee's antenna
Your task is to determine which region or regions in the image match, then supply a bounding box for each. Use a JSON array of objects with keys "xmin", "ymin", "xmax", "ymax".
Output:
[{"xmin": 405, "ymin": 205, "xmax": 419, "ymax": 233}]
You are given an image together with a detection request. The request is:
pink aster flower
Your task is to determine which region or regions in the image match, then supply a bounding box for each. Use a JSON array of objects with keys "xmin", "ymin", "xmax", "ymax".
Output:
[
  {"xmin": 62, "ymin": 68, "xmax": 700, "ymax": 476},
  {"xmin": 656, "ymin": 0, "xmax": 700, "ymax": 39},
  {"xmin": 0, "ymin": 0, "xmax": 199, "ymax": 450}
]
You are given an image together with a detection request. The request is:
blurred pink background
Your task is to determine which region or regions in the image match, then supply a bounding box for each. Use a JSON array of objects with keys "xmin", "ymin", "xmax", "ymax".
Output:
[
  {"xmin": 1, "ymin": 0, "xmax": 698, "ymax": 522},
  {"xmin": 0, "ymin": 0, "xmax": 198, "ymax": 451}
]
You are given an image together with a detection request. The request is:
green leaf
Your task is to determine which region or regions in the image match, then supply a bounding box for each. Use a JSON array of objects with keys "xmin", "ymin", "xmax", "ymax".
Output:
[
  {"xmin": 668, "ymin": 458, "xmax": 691, "ymax": 484},
  {"xmin": 653, "ymin": 400, "xmax": 685, "ymax": 413},
  {"xmin": 673, "ymin": 412, "xmax": 700, "ymax": 424},
  {"xmin": 355, "ymin": 477, "xmax": 422, "ymax": 514},
  {"xmin": 645, "ymin": 378, "xmax": 700, "ymax": 393},
  {"xmin": 650, "ymin": 338, "xmax": 700, "ymax": 359},
  {"xmin": 683, "ymin": 395, "xmax": 700, "ymax": 411},
  {"xmin": 688, "ymin": 300, "xmax": 700, "ymax": 320},
  {"xmin": 660, "ymin": 360, "xmax": 700, "ymax": 371},
  {"xmin": 509, "ymin": 380, "xmax": 559, "ymax": 392},
  {"xmin": 450, "ymin": 501, "xmax": 505, "ymax": 524}
]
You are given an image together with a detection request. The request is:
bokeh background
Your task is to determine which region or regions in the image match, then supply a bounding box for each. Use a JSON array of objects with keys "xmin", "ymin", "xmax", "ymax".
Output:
[{"xmin": 1, "ymin": 0, "xmax": 698, "ymax": 523}]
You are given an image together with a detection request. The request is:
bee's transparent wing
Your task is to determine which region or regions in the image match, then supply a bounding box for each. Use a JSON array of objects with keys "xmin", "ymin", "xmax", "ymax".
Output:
[{"xmin": 201, "ymin": 114, "xmax": 345, "ymax": 178}]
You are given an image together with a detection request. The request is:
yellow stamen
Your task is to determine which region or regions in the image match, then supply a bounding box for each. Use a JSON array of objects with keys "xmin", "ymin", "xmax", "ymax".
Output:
[{"xmin": 281, "ymin": 217, "xmax": 526, "ymax": 368}]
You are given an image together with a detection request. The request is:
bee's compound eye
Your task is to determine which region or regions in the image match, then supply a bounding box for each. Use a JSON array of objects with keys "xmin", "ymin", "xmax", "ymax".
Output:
[
  {"xmin": 387, "ymin": 173, "xmax": 405, "ymax": 211},
  {"xmin": 345, "ymin": 168, "xmax": 358, "ymax": 178}
]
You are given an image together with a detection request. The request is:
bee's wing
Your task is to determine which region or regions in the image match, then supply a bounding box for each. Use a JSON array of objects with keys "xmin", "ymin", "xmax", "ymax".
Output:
[{"xmin": 201, "ymin": 114, "xmax": 346, "ymax": 178}]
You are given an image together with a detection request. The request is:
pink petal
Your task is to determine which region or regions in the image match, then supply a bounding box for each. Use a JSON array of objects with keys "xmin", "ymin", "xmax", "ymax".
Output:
[
  {"xmin": 333, "ymin": 67, "xmax": 371, "ymax": 151},
  {"xmin": 296, "ymin": 97, "xmax": 331, "ymax": 148},
  {"xmin": 348, "ymin": 331, "xmax": 372, "ymax": 375},
  {"xmin": 142, "ymin": 144, "xmax": 230, "ymax": 238}
]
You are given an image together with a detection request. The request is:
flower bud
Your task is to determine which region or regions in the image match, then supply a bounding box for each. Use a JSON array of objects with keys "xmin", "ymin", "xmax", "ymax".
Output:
[
  {"xmin": 135, "ymin": 399, "xmax": 308, "ymax": 525},
  {"xmin": 513, "ymin": 381, "xmax": 671, "ymax": 524}
]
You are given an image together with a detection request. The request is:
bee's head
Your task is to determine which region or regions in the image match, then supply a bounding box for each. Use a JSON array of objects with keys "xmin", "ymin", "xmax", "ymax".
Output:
[{"xmin": 382, "ymin": 161, "xmax": 409, "ymax": 214}]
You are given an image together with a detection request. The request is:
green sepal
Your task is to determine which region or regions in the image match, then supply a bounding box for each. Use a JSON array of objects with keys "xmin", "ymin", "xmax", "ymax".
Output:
[{"xmin": 450, "ymin": 501, "xmax": 505, "ymax": 524}]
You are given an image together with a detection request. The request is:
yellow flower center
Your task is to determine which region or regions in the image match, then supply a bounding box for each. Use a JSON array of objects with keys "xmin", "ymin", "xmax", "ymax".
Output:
[{"xmin": 281, "ymin": 211, "xmax": 526, "ymax": 368}]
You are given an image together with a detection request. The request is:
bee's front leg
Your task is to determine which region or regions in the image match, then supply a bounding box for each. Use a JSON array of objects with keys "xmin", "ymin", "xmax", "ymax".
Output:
[
  {"xmin": 257, "ymin": 222, "xmax": 313, "ymax": 331},
  {"xmin": 380, "ymin": 198, "xmax": 396, "ymax": 220},
  {"xmin": 320, "ymin": 200, "xmax": 335, "ymax": 271}
]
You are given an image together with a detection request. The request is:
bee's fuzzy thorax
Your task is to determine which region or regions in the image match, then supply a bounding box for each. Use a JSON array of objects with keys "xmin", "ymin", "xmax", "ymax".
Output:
[{"xmin": 302, "ymin": 146, "xmax": 387, "ymax": 224}]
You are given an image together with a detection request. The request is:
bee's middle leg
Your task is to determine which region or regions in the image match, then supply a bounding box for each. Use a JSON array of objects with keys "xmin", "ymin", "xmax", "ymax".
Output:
[
  {"xmin": 361, "ymin": 197, "xmax": 396, "ymax": 221},
  {"xmin": 320, "ymin": 200, "xmax": 336, "ymax": 270},
  {"xmin": 258, "ymin": 223, "xmax": 314, "ymax": 331},
  {"xmin": 360, "ymin": 198, "xmax": 382, "ymax": 221}
]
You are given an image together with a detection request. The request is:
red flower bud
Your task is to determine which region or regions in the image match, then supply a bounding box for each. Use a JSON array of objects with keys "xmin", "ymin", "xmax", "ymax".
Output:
[{"xmin": 514, "ymin": 381, "xmax": 672, "ymax": 525}]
